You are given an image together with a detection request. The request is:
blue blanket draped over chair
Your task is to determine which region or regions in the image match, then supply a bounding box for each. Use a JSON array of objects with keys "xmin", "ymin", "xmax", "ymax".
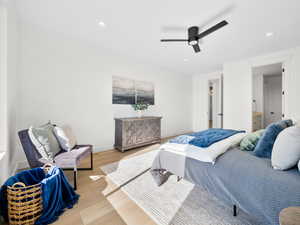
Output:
[
  {"xmin": 0, "ymin": 166, "xmax": 79, "ymax": 224},
  {"xmin": 169, "ymin": 128, "xmax": 245, "ymax": 148}
]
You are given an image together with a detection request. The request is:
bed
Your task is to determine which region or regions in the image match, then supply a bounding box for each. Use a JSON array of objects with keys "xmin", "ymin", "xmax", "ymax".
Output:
[{"xmin": 150, "ymin": 134, "xmax": 300, "ymax": 225}]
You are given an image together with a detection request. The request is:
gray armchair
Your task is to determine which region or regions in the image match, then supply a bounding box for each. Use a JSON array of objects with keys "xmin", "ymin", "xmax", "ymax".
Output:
[{"xmin": 18, "ymin": 129, "xmax": 93, "ymax": 190}]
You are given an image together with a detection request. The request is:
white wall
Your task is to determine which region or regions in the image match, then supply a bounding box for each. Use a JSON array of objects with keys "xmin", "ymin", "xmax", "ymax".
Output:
[
  {"xmin": 15, "ymin": 24, "xmax": 193, "ymax": 164},
  {"xmin": 222, "ymin": 48, "xmax": 300, "ymax": 132},
  {"xmin": 223, "ymin": 60, "xmax": 253, "ymax": 131},
  {"xmin": 193, "ymin": 47, "xmax": 300, "ymax": 133},
  {"xmin": 193, "ymin": 71, "xmax": 222, "ymax": 131},
  {"xmin": 0, "ymin": 0, "xmax": 19, "ymax": 184}
]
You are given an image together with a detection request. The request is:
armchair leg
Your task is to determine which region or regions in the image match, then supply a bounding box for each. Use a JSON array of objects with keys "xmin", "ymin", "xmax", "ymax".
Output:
[
  {"xmin": 90, "ymin": 151, "xmax": 93, "ymax": 170},
  {"xmin": 74, "ymin": 168, "xmax": 77, "ymax": 190},
  {"xmin": 63, "ymin": 149, "xmax": 93, "ymax": 190},
  {"xmin": 233, "ymin": 205, "xmax": 237, "ymax": 216}
]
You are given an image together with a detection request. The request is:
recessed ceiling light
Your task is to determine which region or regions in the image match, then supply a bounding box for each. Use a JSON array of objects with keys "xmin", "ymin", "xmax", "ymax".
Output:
[
  {"xmin": 98, "ymin": 21, "xmax": 106, "ymax": 28},
  {"xmin": 183, "ymin": 59, "xmax": 189, "ymax": 62},
  {"xmin": 266, "ymin": 32, "xmax": 273, "ymax": 37}
]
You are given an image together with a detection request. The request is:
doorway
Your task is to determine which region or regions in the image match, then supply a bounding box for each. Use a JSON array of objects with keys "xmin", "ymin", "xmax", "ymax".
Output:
[
  {"xmin": 208, "ymin": 77, "xmax": 223, "ymax": 128},
  {"xmin": 263, "ymin": 75, "xmax": 282, "ymax": 127},
  {"xmin": 252, "ymin": 63, "xmax": 284, "ymax": 130}
]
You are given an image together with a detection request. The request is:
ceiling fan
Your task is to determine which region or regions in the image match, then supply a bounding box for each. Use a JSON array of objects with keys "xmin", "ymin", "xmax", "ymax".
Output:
[{"xmin": 160, "ymin": 20, "xmax": 228, "ymax": 53}]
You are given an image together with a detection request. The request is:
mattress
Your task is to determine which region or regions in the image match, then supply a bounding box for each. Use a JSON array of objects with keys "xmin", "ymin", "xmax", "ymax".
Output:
[{"xmin": 151, "ymin": 147, "xmax": 300, "ymax": 225}]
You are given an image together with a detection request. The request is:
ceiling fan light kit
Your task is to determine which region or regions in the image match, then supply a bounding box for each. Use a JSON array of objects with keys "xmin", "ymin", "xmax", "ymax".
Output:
[
  {"xmin": 161, "ymin": 20, "xmax": 228, "ymax": 53},
  {"xmin": 188, "ymin": 40, "xmax": 198, "ymax": 46}
]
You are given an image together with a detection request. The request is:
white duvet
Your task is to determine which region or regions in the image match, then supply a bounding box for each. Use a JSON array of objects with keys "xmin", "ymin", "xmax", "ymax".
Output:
[{"xmin": 159, "ymin": 133, "xmax": 246, "ymax": 164}]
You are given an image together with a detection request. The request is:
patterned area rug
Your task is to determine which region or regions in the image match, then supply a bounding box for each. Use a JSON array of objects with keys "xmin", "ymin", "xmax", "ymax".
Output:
[{"xmin": 101, "ymin": 150, "xmax": 259, "ymax": 225}]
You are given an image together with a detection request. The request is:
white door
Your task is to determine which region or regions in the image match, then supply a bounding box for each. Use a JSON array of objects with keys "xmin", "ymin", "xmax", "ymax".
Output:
[
  {"xmin": 218, "ymin": 75, "xmax": 223, "ymax": 128},
  {"xmin": 263, "ymin": 75, "xmax": 282, "ymax": 127},
  {"xmin": 210, "ymin": 78, "xmax": 222, "ymax": 128}
]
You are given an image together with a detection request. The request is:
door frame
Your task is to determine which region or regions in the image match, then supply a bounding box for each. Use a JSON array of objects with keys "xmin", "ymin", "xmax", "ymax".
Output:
[
  {"xmin": 251, "ymin": 62, "xmax": 286, "ymax": 130},
  {"xmin": 281, "ymin": 63, "xmax": 286, "ymax": 119},
  {"xmin": 207, "ymin": 75, "xmax": 223, "ymax": 129}
]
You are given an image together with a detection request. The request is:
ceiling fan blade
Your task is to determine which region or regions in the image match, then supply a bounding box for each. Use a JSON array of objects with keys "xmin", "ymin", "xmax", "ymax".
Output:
[
  {"xmin": 196, "ymin": 5, "xmax": 234, "ymax": 44},
  {"xmin": 196, "ymin": 20, "xmax": 228, "ymax": 39},
  {"xmin": 160, "ymin": 39, "xmax": 188, "ymax": 42},
  {"xmin": 192, "ymin": 44, "xmax": 201, "ymax": 53}
]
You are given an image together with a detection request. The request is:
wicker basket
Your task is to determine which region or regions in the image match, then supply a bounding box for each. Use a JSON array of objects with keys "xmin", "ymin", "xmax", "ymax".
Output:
[
  {"xmin": 6, "ymin": 164, "xmax": 53, "ymax": 225},
  {"xmin": 7, "ymin": 181, "xmax": 43, "ymax": 225}
]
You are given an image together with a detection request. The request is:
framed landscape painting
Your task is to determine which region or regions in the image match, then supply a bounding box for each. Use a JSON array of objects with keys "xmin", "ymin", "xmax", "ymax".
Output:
[
  {"xmin": 112, "ymin": 76, "xmax": 155, "ymax": 105},
  {"xmin": 112, "ymin": 76, "xmax": 135, "ymax": 104},
  {"xmin": 135, "ymin": 80, "xmax": 155, "ymax": 105}
]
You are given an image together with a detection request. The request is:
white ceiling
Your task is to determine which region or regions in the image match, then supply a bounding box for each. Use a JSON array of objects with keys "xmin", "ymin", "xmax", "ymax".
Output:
[{"xmin": 15, "ymin": 0, "xmax": 300, "ymax": 75}]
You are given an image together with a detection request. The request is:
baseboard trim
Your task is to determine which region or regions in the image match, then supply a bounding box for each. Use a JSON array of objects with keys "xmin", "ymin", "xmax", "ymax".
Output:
[
  {"xmin": 93, "ymin": 145, "xmax": 115, "ymax": 153},
  {"xmin": 13, "ymin": 160, "xmax": 29, "ymax": 172},
  {"xmin": 12, "ymin": 162, "xmax": 19, "ymax": 175}
]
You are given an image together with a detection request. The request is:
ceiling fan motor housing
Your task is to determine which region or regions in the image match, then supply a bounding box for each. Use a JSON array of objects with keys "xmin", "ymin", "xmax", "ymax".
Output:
[{"xmin": 188, "ymin": 26, "xmax": 199, "ymax": 45}]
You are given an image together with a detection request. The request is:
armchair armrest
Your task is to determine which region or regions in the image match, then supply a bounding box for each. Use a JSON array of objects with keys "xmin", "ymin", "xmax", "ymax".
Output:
[{"xmin": 73, "ymin": 144, "xmax": 93, "ymax": 149}]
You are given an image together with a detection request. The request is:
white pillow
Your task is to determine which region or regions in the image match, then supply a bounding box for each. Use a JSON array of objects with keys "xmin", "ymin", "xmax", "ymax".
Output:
[
  {"xmin": 28, "ymin": 123, "xmax": 61, "ymax": 161},
  {"xmin": 53, "ymin": 125, "xmax": 77, "ymax": 151},
  {"xmin": 28, "ymin": 126, "xmax": 52, "ymax": 161},
  {"xmin": 271, "ymin": 126, "xmax": 300, "ymax": 170}
]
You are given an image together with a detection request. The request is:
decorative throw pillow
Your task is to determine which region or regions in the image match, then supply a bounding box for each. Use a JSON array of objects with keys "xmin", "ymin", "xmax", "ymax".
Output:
[
  {"xmin": 53, "ymin": 125, "xmax": 77, "ymax": 151},
  {"xmin": 240, "ymin": 129, "xmax": 265, "ymax": 151},
  {"xmin": 272, "ymin": 126, "xmax": 300, "ymax": 170},
  {"xmin": 277, "ymin": 119, "xmax": 293, "ymax": 129},
  {"xmin": 28, "ymin": 123, "xmax": 61, "ymax": 161},
  {"xmin": 253, "ymin": 123, "xmax": 284, "ymax": 158}
]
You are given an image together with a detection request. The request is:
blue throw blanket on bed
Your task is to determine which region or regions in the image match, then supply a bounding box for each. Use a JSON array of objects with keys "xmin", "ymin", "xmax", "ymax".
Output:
[
  {"xmin": 169, "ymin": 128, "xmax": 245, "ymax": 148},
  {"xmin": 0, "ymin": 166, "xmax": 79, "ymax": 225}
]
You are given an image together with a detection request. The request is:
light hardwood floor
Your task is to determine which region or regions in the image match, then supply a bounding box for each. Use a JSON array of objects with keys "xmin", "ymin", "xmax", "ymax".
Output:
[{"xmin": 53, "ymin": 143, "xmax": 162, "ymax": 225}]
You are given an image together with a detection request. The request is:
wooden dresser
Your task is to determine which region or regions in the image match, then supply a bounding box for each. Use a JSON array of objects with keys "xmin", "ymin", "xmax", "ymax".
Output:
[{"xmin": 114, "ymin": 117, "xmax": 162, "ymax": 152}]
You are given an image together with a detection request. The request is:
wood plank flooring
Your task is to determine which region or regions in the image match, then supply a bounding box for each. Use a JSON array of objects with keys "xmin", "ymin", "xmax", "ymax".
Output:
[{"xmin": 53, "ymin": 143, "xmax": 162, "ymax": 225}]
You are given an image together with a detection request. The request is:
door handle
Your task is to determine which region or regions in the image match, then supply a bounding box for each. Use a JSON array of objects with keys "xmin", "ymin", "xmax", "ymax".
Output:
[
  {"xmin": 217, "ymin": 113, "xmax": 223, "ymax": 116},
  {"xmin": 270, "ymin": 112, "xmax": 274, "ymax": 115}
]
